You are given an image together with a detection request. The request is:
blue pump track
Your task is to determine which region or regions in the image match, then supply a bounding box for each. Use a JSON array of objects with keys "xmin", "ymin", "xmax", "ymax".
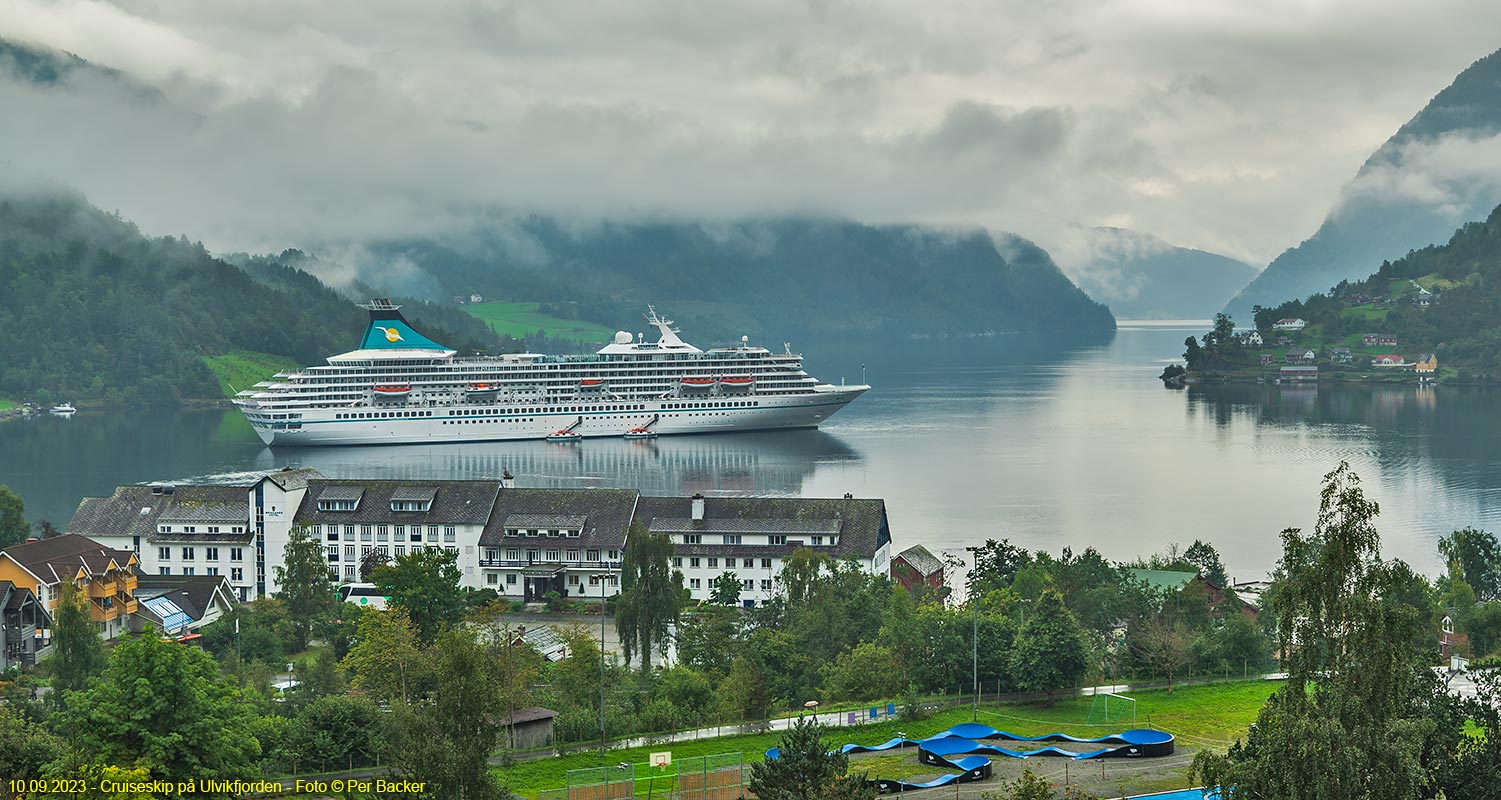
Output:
[{"xmin": 765, "ymin": 724, "xmax": 1174, "ymax": 794}]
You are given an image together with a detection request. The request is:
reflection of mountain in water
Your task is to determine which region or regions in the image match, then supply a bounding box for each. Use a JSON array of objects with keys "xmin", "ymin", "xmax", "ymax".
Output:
[{"xmin": 257, "ymin": 429, "xmax": 863, "ymax": 497}]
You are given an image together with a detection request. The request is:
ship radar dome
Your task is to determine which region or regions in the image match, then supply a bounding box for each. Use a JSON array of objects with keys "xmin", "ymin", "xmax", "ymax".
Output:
[
  {"xmin": 741, "ymin": 335, "xmax": 749, "ymax": 344},
  {"xmin": 614, "ymin": 331, "xmax": 633, "ymax": 344}
]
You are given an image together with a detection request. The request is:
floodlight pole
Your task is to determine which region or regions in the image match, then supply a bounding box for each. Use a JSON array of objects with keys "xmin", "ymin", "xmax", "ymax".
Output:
[{"xmin": 964, "ymin": 546, "xmax": 980, "ymax": 721}]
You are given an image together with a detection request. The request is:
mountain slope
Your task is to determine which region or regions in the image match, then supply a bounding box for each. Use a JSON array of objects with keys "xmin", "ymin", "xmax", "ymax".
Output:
[
  {"xmin": 1248, "ymin": 203, "xmax": 1501, "ymax": 380},
  {"xmin": 0, "ymin": 189, "xmax": 499, "ymax": 405},
  {"xmin": 341, "ymin": 217, "xmax": 1115, "ymax": 343},
  {"xmin": 1061, "ymin": 227, "xmax": 1258, "ymax": 319},
  {"xmin": 1225, "ymin": 48, "xmax": 1501, "ymax": 320}
]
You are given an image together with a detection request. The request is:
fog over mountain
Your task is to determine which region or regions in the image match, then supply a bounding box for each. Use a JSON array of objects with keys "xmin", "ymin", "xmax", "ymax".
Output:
[{"xmin": 4, "ymin": 0, "xmax": 1501, "ymax": 288}]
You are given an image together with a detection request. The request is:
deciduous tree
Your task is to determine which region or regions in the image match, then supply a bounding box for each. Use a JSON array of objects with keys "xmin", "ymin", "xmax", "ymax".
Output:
[
  {"xmin": 1439, "ymin": 527, "xmax": 1501, "ymax": 601},
  {"xmin": 47, "ymin": 580, "xmax": 104, "ymax": 697},
  {"xmin": 274, "ymin": 524, "xmax": 337, "ymax": 650},
  {"xmin": 341, "ymin": 606, "xmax": 422, "ymax": 705},
  {"xmin": 371, "ymin": 547, "xmax": 465, "ymax": 642},
  {"xmin": 388, "ymin": 629, "xmax": 509, "ymax": 800},
  {"xmin": 615, "ymin": 521, "xmax": 685, "ymax": 669},
  {"xmin": 1009, "ymin": 589, "xmax": 1087, "ymax": 706},
  {"xmin": 0, "ymin": 484, "xmax": 30, "ymax": 547},
  {"xmin": 710, "ymin": 571, "xmax": 742, "ymax": 606}
]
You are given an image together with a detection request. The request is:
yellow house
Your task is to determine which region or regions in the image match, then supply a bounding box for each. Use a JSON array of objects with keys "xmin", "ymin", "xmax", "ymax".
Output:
[
  {"xmin": 1415, "ymin": 354, "xmax": 1438, "ymax": 375},
  {"xmin": 0, "ymin": 534, "xmax": 139, "ymax": 640}
]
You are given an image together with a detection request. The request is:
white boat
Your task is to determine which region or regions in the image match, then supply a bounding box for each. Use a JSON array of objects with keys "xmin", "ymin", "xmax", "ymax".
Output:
[
  {"xmin": 232, "ymin": 300, "xmax": 870, "ymax": 447},
  {"xmin": 623, "ymin": 428, "xmax": 658, "ymax": 441},
  {"xmin": 50, "ymin": 403, "xmax": 76, "ymax": 414},
  {"xmin": 545, "ymin": 430, "xmax": 583, "ymax": 443}
]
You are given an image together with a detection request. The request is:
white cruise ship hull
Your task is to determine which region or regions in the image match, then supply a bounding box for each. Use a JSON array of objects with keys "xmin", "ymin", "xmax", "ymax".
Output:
[{"xmin": 246, "ymin": 386, "xmax": 866, "ymax": 447}]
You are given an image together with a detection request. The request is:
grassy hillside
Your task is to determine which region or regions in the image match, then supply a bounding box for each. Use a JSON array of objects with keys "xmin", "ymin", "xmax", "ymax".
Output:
[
  {"xmin": 199, "ymin": 351, "xmax": 302, "ymax": 397},
  {"xmin": 463, "ymin": 302, "xmax": 617, "ymax": 345}
]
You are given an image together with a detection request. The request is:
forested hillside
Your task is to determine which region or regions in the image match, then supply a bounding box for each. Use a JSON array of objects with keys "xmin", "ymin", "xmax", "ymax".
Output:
[
  {"xmin": 1252, "ymin": 203, "xmax": 1501, "ymax": 379},
  {"xmin": 350, "ymin": 218, "xmax": 1116, "ymax": 343},
  {"xmin": 0, "ymin": 190, "xmax": 500, "ymax": 406},
  {"xmin": 1225, "ymin": 48, "xmax": 1501, "ymax": 319}
]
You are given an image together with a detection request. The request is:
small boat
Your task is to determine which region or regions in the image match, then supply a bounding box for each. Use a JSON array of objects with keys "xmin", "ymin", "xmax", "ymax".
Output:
[
  {"xmin": 373, "ymin": 384, "xmax": 412, "ymax": 397},
  {"xmin": 465, "ymin": 383, "xmax": 500, "ymax": 396},
  {"xmin": 545, "ymin": 430, "xmax": 582, "ymax": 443},
  {"xmin": 680, "ymin": 377, "xmax": 715, "ymax": 387},
  {"xmin": 623, "ymin": 428, "xmax": 658, "ymax": 440},
  {"xmin": 580, "ymin": 379, "xmax": 604, "ymax": 387},
  {"xmin": 50, "ymin": 402, "xmax": 76, "ymax": 414}
]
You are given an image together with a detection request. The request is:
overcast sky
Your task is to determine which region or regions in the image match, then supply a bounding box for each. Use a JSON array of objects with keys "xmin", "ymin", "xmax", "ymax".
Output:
[{"xmin": 3, "ymin": 0, "xmax": 1500, "ymax": 266}]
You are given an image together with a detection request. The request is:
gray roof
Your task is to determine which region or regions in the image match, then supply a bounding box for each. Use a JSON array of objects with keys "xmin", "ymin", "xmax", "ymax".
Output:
[
  {"xmin": 503, "ymin": 706, "xmax": 559, "ymax": 725},
  {"xmin": 134, "ymin": 574, "xmax": 237, "ymax": 617},
  {"xmin": 632, "ymin": 495, "xmax": 890, "ymax": 561},
  {"xmin": 504, "ymin": 514, "xmax": 588, "ymax": 530},
  {"xmin": 68, "ymin": 484, "xmax": 248, "ymax": 542},
  {"xmin": 298, "ymin": 480, "xmax": 500, "ymax": 527},
  {"xmin": 262, "ymin": 467, "xmax": 323, "ymax": 491},
  {"xmin": 649, "ymin": 518, "xmax": 842, "ymax": 535},
  {"xmin": 317, "ymin": 485, "xmax": 367, "ymax": 502},
  {"xmin": 391, "ymin": 486, "xmax": 439, "ymax": 503},
  {"xmin": 480, "ymin": 489, "xmax": 640, "ymax": 549},
  {"xmin": 895, "ymin": 544, "xmax": 943, "ymax": 576}
]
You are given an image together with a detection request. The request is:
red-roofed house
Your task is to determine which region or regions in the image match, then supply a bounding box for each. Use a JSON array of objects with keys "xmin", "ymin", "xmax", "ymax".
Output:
[
  {"xmin": 1371, "ymin": 354, "xmax": 1407, "ymax": 368},
  {"xmin": 1273, "ymin": 318, "xmax": 1306, "ymax": 331}
]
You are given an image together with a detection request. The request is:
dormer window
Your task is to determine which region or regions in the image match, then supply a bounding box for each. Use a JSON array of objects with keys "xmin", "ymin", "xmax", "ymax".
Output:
[
  {"xmin": 390, "ymin": 486, "xmax": 437, "ymax": 513},
  {"xmin": 315, "ymin": 486, "xmax": 365, "ymax": 512},
  {"xmin": 391, "ymin": 499, "xmax": 432, "ymax": 512}
]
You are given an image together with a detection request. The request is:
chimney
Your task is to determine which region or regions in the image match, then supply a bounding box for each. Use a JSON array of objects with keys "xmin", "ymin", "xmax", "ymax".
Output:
[
  {"xmin": 691, "ymin": 493, "xmax": 705, "ymax": 521},
  {"xmin": 501, "ymin": 469, "xmax": 515, "ymax": 490},
  {"xmin": 843, "ymin": 492, "xmax": 853, "ymax": 499}
]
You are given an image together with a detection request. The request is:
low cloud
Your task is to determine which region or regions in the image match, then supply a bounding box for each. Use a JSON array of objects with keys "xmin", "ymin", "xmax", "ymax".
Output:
[{"xmin": 3, "ymin": 0, "xmax": 1501, "ymax": 266}]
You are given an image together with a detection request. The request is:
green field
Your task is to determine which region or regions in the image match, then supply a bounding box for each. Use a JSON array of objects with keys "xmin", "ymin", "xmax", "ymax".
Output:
[
  {"xmin": 199, "ymin": 351, "xmax": 303, "ymax": 397},
  {"xmin": 503, "ymin": 680, "xmax": 1282, "ymax": 798},
  {"xmin": 463, "ymin": 302, "xmax": 618, "ymax": 344},
  {"xmin": 0, "ymin": 397, "xmax": 14, "ymax": 411}
]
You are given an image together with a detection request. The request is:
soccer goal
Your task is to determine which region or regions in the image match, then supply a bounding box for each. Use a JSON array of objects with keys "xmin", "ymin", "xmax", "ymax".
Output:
[{"xmin": 1086, "ymin": 692, "xmax": 1137, "ymax": 727}]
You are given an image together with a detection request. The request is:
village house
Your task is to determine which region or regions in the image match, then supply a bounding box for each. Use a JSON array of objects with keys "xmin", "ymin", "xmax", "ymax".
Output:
[
  {"xmin": 469, "ymin": 293, "xmax": 484, "ymax": 304},
  {"xmin": 130, "ymin": 574, "xmax": 238, "ymax": 637},
  {"xmin": 890, "ymin": 544, "xmax": 946, "ymax": 595},
  {"xmin": 1413, "ymin": 287, "xmax": 1432, "ymax": 307},
  {"xmin": 1327, "ymin": 347, "xmax": 1354, "ymax": 365},
  {"xmin": 1244, "ymin": 330, "xmax": 1264, "ymax": 347},
  {"xmin": 1363, "ymin": 333, "xmax": 1398, "ymax": 347},
  {"xmin": 1281, "ymin": 365, "xmax": 1319, "ymax": 382},
  {"xmin": 1415, "ymin": 354, "xmax": 1438, "ymax": 375},
  {"xmin": 0, "ymin": 581, "xmax": 51, "ymax": 670},
  {"xmin": 1372, "ymin": 354, "xmax": 1407, "ymax": 368},
  {"xmin": 1273, "ymin": 318, "xmax": 1306, "ymax": 331},
  {"xmin": 0, "ymin": 534, "xmax": 139, "ymax": 640},
  {"xmin": 1284, "ymin": 347, "xmax": 1316, "ymax": 364},
  {"xmin": 1260, "ymin": 353, "xmax": 1275, "ymax": 366}
]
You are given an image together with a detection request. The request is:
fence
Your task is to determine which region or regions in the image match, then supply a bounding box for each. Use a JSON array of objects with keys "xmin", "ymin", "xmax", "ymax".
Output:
[{"xmin": 538, "ymin": 752, "xmax": 749, "ymax": 800}]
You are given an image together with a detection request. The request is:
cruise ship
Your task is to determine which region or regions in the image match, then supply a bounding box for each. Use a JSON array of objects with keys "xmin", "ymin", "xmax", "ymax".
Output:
[{"xmin": 233, "ymin": 301, "xmax": 869, "ymax": 447}]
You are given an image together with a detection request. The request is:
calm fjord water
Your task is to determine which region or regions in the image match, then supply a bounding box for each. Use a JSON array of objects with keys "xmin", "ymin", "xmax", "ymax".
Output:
[{"xmin": 5, "ymin": 322, "xmax": 1498, "ymax": 580}]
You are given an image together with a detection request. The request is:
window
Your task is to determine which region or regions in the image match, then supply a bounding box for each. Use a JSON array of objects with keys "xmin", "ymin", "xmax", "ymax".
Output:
[
  {"xmin": 159, "ymin": 567, "xmax": 171, "ymax": 575},
  {"xmin": 344, "ymin": 565, "xmax": 356, "ymax": 579},
  {"xmin": 586, "ymin": 550, "xmax": 600, "ymax": 562},
  {"xmin": 673, "ymin": 557, "xmax": 682, "ymax": 567},
  {"xmin": 811, "ymin": 536, "xmax": 823, "ymax": 546},
  {"xmin": 361, "ymin": 545, "xmax": 373, "ymax": 558},
  {"xmin": 205, "ymin": 547, "xmax": 219, "ymax": 561},
  {"xmin": 607, "ymin": 550, "xmax": 620, "ymax": 560},
  {"xmin": 230, "ymin": 547, "xmax": 243, "ymax": 562},
  {"xmin": 486, "ymin": 573, "xmax": 498, "ymax": 585},
  {"xmin": 344, "ymin": 545, "xmax": 356, "ymax": 562},
  {"xmin": 761, "ymin": 579, "xmax": 772, "ymax": 592},
  {"xmin": 391, "ymin": 525, "xmax": 404, "ymax": 540},
  {"xmin": 181, "ymin": 547, "xmax": 195, "ymax": 561},
  {"xmin": 708, "ymin": 558, "xmax": 718, "ymax": 569},
  {"xmin": 690, "ymin": 557, "xmax": 701, "ymax": 568},
  {"xmin": 546, "ymin": 549, "xmax": 561, "ymax": 561},
  {"xmin": 722, "ymin": 534, "xmax": 742, "ymax": 545},
  {"xmin": 446, "ymin": 546, "xmax": 457, "ymax": 554},
  {"xmin": 690, "ymin": 578, "xmax": 702, "ymax": 590},
  {"xmin": 427, "ymin": 526, "xmax": 439, "ymax": 542},
  {"xmin": 183, "ymin": 526, "xmax": 196, "ymax": 534},
  {"xmin": 182, "ymin": 567, "xmax": 195, "ymax": 576},
  {"xmin": 567, "ymin": 549, "xmax": 580, "ymax": 562},
  {"xmin": 158, "ymin": 525, "xmax": 171, "ymax": 534},
  {"xmin": 207, "ymin": 526, "xmax": 221, "ymax": 534},
  {"xmin": 770, "ymin": 535, "xmax": 787, "ymax": 545},
  {"xmin": 568, "ymin": 574, "xmax": 580, "ymax": 585},
  {"xmin": 390, "ymin": 499, "xmax": 432, "ymax": 512},
  {"xmin": 566, "ymin": 529, "xmax": 581, "ymax": 538},
  {"xmin": 328, "ymin": 545, "xmax": 339, "ymax": 562},
  {"xmin": 326, "ymin": 526, "xmax": 338, "ymax": 541},
  {"xmin": 444, "ymin": 526, "xmax": 457, "ymax": 543},
  {"xmin": 317, "ymin": 498, "xmax": 359, "ymax": 512},
  {"xmin": 395, "ymin": 545, "xmax": 406, "ymax": 557},
  {"xmin": 742, "ymin": 579, "xmax": 753, "ymax": 591},
  {"xmin": 411, "ymin": 528, "xmax": 423, "ymax": 543},
  {"xmin": 524, "ymin": 528, "xmax": 538, "ymax": 538},
  {"xmin": 361, "ymin": 525, "xmax": 373, "ymax": 541},
  {"xmin": 683, "ymin": 534, "xmax": 703, "ymax": 544},
  {"xmin": 527, "ymin": 550, "xmax": 540, "ymax": 562},
  {"xmin": 506, "ymin": 573, "xmax": 517, "ymax": 585},
  {"xmin": 232, "ymin": 567, "xmax": 244, "ymax": 582},
  {"xmin": 484, "ymin": 548, "xmax": 500, "ymax": 561},
  {"xmin": 507, "ymin": 548, "xmax": 520, "ymax": 560},
  {"xmin": 761, "ymin": 558, "xmax": 772, "ymax": 569},
  {"xmin": 344, "ymin": 525, "xmax": 356, "ymax": 541},
  {"xmin": 207, "ymin": 567, "xmax": 219, "ymax": 576},
  {"xmin": 158, "ymin": 546, "xmax": 171, "ymax": 561}
]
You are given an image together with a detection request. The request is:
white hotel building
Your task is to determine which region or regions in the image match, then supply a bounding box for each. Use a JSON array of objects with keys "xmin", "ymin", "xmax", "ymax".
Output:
[{"xmin": 68, "ymin": 468, "xmax": 892, "ymax": 606}]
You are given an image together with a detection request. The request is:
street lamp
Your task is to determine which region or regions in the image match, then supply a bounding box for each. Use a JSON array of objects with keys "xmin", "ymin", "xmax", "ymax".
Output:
[
  {"xmin": 964, "ymin": 546, "xmax": 980, "ymax": 721},
  {"xmin": 896, "ymin": 731, "xmax": 908, "ymax": 798}
]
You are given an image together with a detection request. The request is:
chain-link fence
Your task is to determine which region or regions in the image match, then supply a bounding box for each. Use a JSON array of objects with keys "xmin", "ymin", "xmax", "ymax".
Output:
[{"xmin": 540, "ymin": 752, "xmax": 749, "ymax": 800}]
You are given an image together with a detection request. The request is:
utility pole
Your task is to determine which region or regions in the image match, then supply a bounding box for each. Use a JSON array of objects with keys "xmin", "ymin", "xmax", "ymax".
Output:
[{"xmin": 964, "ymin": 545, "xmax": 980, "ymax": 721}]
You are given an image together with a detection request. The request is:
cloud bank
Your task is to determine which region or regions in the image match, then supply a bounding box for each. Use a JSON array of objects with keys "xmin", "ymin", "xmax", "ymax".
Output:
[{"xmin": 3, "ymin": 0, "xmax": 1501, "ymax": 265}]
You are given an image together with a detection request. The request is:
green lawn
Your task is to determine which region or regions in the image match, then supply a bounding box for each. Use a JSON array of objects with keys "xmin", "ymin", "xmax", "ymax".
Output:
[
  {"xmin": 0, "ymin": 397, "xmax": 15, "ymax": 411},
  {"xmin": 463, "ymin": 302, "xmax": 618, "ymax": 344},
  {"xmin": 504, "ymin": 680, "xmax": 1282, "ymax": 798},
  {"xmin": 199, "ymin": 351, "xmax": 302, "ymax": 397}
]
